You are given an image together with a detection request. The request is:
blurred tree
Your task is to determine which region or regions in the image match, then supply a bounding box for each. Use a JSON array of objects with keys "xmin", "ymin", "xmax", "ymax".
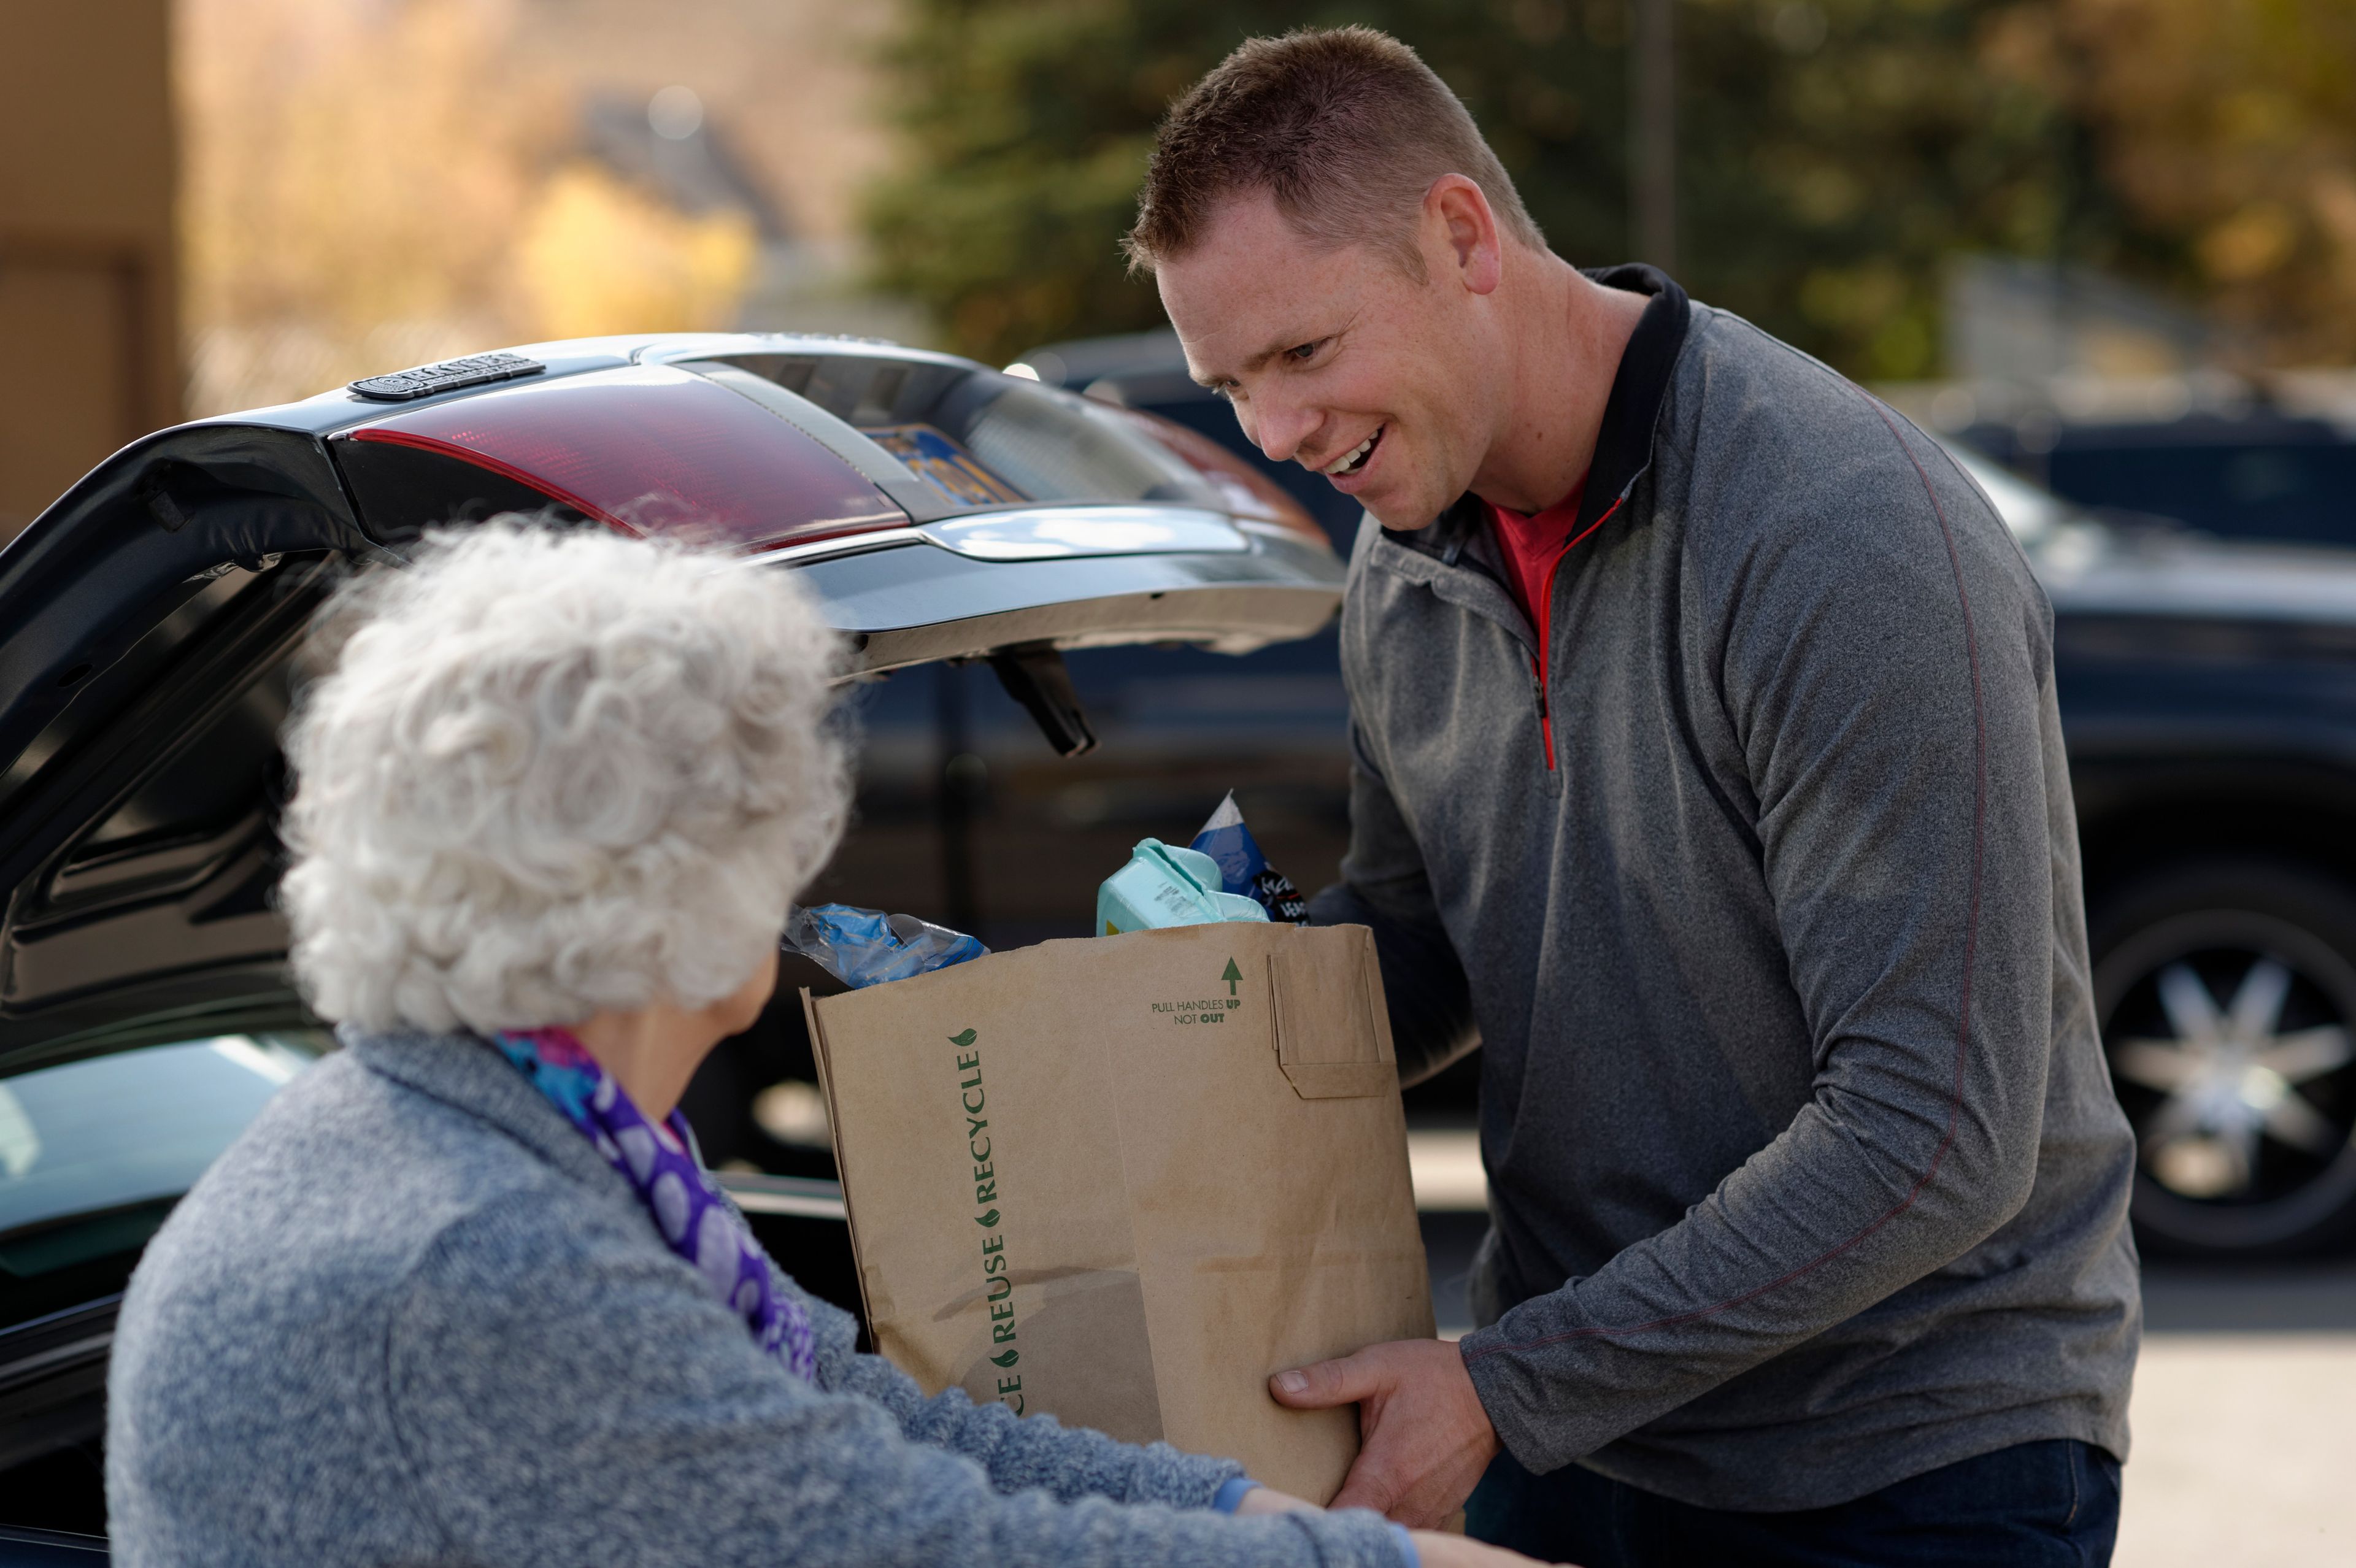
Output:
[
  {"xmin": 2005, "ymin": 0, "xmax": 2356, "ymax": 364},
  {"xmin": 182, "ymin": 0, "xmax": 561, "ymax": 410},
  {"xmin": 1680, "ymin": 0, "xmax": 2135, "ymax": 379},
  {"xmin": 517, "ymin": 163, "xmax": 759, "ymax": 340},
  {"xmin": 861, "ymin": 0, "xmax": 1243, "ymax": 366},
  {"xmin": 180, "ymin": 0, "xmax": 763, "ymax": 413},
  {"xmin": 866, "ymin": 0, "xmax": 2130, "ymax": 378}
]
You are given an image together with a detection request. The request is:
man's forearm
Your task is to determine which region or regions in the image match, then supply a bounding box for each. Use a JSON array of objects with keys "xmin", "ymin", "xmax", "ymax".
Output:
[{"xmin": 1455, "ymin": 1039, "xmax": 2048, "ymax": 1470}]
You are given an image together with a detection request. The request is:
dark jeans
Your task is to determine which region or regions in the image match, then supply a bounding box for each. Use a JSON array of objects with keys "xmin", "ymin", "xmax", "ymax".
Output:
[{"xmin": 1465, "ymin": 1439, "xmax": 2122, "ymax": 1567}]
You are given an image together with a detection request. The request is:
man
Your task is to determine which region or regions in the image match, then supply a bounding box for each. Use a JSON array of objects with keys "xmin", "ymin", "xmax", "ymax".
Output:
[{"xmin": 1125, "ymin": 26, "xmax": 2140, "ymax": 1568}]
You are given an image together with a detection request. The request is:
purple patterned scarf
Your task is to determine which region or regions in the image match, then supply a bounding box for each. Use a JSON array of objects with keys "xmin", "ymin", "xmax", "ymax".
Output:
[{"xmin": 490, "ymin": 1026, "xmax": 817, "ymax": 1382}]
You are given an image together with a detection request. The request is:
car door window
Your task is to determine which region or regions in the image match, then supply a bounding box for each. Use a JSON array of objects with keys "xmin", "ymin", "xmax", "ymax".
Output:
[{"xmin": 0, "ymin": 1031, "xmax": 328, "ymax": 1331}]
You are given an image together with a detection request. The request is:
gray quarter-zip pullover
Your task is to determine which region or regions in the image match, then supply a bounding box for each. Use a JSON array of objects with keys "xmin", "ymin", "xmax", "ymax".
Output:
[{"xmin": 1311, "ymin": 266, "xmax": 2140, "ymax": 1511}]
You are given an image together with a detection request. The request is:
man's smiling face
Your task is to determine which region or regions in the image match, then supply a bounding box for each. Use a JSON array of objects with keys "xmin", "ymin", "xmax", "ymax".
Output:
[{"xmin": 1155, "ymin": 190, "xmax": 1496, "ymax": 530}]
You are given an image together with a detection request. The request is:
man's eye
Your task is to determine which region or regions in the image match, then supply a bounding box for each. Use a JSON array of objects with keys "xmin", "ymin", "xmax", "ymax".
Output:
[{"xmin": 1285, "ymin": 341, "xmax": 1322, "ymax": 363}]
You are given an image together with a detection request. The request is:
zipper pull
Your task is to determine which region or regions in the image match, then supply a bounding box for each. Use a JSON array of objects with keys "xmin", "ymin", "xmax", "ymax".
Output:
[{"xmin": 1531, "ymin": 664, "xmax": 1559, "ymax": 772}]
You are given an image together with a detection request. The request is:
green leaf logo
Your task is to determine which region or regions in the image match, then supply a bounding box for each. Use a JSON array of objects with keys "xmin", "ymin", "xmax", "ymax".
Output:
[
  {"xmin": 990, "ymin": 1348, "xmax": 1020, "ymax": 1368},
  {"xmin": 975, "ymin": 1208, "xmax": 1001, "ymax": 1228},
  {"xmin": 949, "ymin": 1028, "xmax": 977, "ymax": 1047}
]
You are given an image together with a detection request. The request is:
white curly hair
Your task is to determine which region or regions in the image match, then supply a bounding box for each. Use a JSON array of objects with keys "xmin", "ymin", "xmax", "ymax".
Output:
[{"xmin": 280, "ymin": 522, "xmax": 850, "ymax": 1034}]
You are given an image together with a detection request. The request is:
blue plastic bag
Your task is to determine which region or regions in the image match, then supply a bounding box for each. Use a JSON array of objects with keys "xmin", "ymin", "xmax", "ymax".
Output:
[
  {"xmin": 782, "ymin": 904, "xmax": 988, "ymax": 988},
  {"xmin": 1188, "ymin": 792, "xmax": 1309, "ymax": 925}
]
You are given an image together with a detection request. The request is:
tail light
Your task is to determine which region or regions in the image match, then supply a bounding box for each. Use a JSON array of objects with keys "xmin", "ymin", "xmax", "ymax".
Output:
[{"xmin": 336, "ymin": 364, "xmax": 907, "ymax": 550}]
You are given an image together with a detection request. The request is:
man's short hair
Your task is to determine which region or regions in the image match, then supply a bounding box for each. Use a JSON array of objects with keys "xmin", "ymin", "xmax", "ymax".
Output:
[{"xmin": 1123, "ymin": 26, "xmax": 1544, "ymax": 277}]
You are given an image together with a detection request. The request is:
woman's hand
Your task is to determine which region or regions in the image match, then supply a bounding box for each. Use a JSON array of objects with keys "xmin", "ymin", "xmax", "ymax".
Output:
[
  {"xmin": 1409, "ymin": 1531, "xmax": 1567, "ymax": 1567},
  {"xmin": 1233, "ymin": 1485, "xmax": 1320, "ymax": 1515}
]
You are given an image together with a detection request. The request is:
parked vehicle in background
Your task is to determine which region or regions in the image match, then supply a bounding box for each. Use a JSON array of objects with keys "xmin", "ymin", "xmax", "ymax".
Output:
[
  {"xmin": 1034, "ymin": 331, "xmax": 2356, "ymax": 1272},
  {"xmin": 1962, "ymin": 404, "xmax": 2356, "ymax": 552}
]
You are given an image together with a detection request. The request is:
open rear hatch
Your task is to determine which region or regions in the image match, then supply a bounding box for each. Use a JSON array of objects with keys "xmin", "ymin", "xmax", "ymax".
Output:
[{"xmin": 0, "ymin": 338, "xmax": 1342, "ymax": 1061}]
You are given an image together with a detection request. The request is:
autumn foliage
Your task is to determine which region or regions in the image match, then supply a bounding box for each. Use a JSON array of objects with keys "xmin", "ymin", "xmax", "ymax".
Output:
[
  {"xmin": 2014, "ymin": 0, "xmax": 2356, "ymax": 364},
  {"xmin": 179, "ymin": 0, "xmax": 756, "ymax": 415},
  {"xmin": 174, "ymin": 1, "xmax": 2356, "ymax": 400},
  {"xmin": 866, "ymin": 0, "xmax": 2356, "ymax": 378}
]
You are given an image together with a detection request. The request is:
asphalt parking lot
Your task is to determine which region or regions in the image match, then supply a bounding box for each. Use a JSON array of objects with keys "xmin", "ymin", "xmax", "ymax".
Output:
[
  {"xmin": 2114, "ymin": 1264, "xmax": 2356, "ymax": 1567},
  {"xmin": 1410, "ymin": 1133, "xmax": 2354, "ymax": 1566}
]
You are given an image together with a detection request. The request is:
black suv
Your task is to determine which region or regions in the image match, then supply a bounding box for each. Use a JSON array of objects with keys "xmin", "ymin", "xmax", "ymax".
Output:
[{"xmin": 1963, "ymin": 405, "xmax": 2356, "ymax": 552}]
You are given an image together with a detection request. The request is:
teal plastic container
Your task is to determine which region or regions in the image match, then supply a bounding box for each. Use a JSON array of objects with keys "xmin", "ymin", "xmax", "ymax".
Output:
[{"xmin": 1096, "ymin": 839, "xmax": 1272, "ymax": 934}]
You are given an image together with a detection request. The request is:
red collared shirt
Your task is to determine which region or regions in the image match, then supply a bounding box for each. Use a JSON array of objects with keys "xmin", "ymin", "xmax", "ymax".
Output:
[{"xmin": 1485, "ymin": 478, "xmax": 1588, "ymax": 634}]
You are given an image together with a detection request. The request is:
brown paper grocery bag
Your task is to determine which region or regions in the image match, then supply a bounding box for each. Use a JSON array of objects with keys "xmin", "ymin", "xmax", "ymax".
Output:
[{"xmin": 803, "ymin": 921, "xmax": 1434, "ymax": 1502}]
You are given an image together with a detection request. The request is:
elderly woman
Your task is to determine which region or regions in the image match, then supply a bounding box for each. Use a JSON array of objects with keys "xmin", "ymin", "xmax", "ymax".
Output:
[{"xmin": 103, "ymin": 526, "xmax": 1526, "ymax": 1568}]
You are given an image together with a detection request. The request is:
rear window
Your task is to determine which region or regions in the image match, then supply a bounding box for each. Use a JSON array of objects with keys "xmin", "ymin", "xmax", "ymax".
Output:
[
  {"xmin": 688, "ymin": 353, "xmax": 1262, "ymax": 517},
  {"xmin": 953, "ymin": 381, "xmax": 1212, "ymax": 507}
]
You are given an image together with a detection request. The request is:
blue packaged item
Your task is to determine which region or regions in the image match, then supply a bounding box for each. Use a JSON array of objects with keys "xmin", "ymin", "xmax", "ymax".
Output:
[
  {"xmin": 782, "ymin": 904, "xmax": 988, "ymax": 988},
  {"xmin": 1188, "ymin": 791, "xmax": 1311, "ymax": 925}
]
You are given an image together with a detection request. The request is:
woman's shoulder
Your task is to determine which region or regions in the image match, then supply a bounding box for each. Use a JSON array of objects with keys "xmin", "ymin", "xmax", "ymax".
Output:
[
  {"xmin": 120, "ymin": 1034, "xmax": 647, "ymax": 1358},
  {"xmin": 105, "ymin": 1036, "xmax": 723, "ymax": 1562}
]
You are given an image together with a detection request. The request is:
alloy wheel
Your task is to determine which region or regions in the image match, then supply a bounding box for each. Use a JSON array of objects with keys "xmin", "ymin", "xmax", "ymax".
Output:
[{"xmin": 2098, "ymin": 902, "xmax": 2356, "ymax": 1253}]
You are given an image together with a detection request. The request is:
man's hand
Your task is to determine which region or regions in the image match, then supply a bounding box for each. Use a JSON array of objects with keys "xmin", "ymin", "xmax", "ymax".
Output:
[{"xmin": 1269, "ymin": 1337, "xmax": 1500, "ymax": 1528}]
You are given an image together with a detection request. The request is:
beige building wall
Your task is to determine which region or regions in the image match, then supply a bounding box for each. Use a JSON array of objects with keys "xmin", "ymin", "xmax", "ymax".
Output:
[{"xmin": 0, "ymin": 0, "xmax": 181, "ymax": 544}]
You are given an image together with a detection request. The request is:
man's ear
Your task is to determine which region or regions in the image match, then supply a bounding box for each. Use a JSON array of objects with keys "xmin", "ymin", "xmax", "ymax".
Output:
[{"xmin": 1426, "ymin": 175, "xmax": 1503, "ymax": 297}]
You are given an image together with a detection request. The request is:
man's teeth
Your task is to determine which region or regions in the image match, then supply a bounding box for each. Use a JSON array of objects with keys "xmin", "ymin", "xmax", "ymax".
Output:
[{"xmin": 1325, "ymin": 429, "xmax": 1379, "ymax": 476}]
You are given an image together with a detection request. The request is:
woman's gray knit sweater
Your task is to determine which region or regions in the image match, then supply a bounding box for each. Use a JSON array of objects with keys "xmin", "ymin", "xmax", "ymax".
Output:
[{"xmin": 105, "ymin": 1026, "xmax": 1409, "ymax": 1567}]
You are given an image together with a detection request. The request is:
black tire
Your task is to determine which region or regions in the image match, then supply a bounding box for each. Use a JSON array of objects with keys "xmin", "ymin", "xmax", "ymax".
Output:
[{"xmin": 2088, "ymin": 859, "xmax": 2356, "ymax": 1259}]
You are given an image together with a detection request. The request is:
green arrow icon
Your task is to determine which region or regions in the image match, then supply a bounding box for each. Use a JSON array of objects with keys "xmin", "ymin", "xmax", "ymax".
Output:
[{"xmin": 1222, "ymin": 958, "xmax": 1241, "ymax": 997}]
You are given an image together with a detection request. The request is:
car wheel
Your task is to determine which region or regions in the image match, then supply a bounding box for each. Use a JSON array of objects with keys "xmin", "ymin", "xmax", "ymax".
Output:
[{"xmin": 2090, "ymin": 859, "xmax": 2356, "ymax": 1259}]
